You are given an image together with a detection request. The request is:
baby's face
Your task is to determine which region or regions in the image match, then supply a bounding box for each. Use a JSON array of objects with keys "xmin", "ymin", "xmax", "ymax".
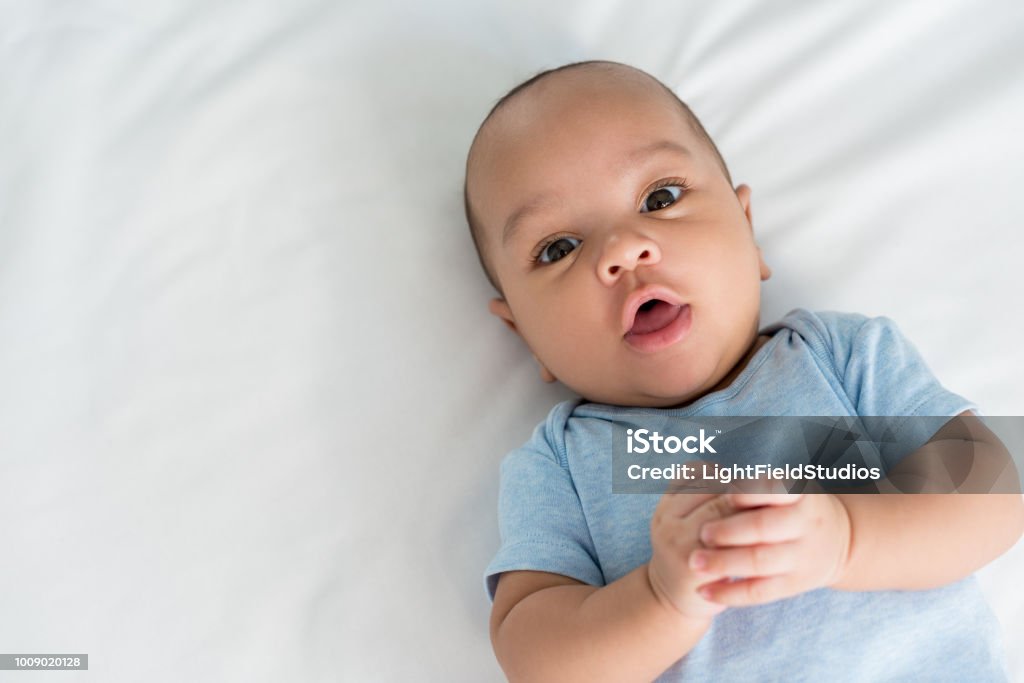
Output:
[{"xmin": 469, "ymin": 72, "xmax": 770, "ymax": 407}]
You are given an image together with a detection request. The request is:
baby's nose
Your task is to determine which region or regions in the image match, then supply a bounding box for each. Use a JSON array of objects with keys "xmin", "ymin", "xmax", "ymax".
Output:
[{"xmin": 597, "ymin": 232, "xmax": 661, "ymax": 286}]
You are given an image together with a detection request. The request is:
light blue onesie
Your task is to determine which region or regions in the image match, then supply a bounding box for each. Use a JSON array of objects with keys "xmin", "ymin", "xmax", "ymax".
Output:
[{"xmin": 484, "ymin": 308, "xmax": 1009, "ymax": 682}]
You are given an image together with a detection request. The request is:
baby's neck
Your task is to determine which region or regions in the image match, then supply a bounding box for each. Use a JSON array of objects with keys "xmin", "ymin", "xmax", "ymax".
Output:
[
  {"xmin": 662, "ymin": 333, "xmax": 772, "ymax": 410},
  {"xmin": 710, "ymin": 334, "xmax": 772, "ymax": 395}
]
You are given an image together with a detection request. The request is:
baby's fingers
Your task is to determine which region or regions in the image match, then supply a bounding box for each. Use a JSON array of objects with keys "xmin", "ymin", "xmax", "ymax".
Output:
[
  {"xmin": 656, "ymin": 490, "xmax": 718, "ymax": 520},
  {"xmin": 689, "ymin": 542, "xmax": 799, "ymax": 577},
  {"xmin": 726, "ymin": 491, "xmax": 802, "ymax": 509},
  {"xmin": 698, "ymin": 575, "xmax": 800, "ymax": 606},
  {"xmin": 700, "ymin": 504, "xmax": 803, "ymax": 546}
]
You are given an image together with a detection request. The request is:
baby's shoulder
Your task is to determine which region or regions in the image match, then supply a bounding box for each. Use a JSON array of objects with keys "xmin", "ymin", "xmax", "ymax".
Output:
[
  {"xmin": 765, "ymin": 308, "xmax": 896, "ymax": 359},
  {"xmin": 765, "ymin": 308, "xmax": 872, "ymax": 340},
  {"xmin": 507, "ymin": 399, "xmax": 585, "ymax": 467}
]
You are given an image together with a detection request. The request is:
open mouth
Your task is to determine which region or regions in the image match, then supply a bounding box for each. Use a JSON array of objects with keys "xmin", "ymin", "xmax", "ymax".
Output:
[
  {"xmin": 629, "ymin": 299, "xmax": 682, "ymax": 335},
  {"xmin": 624, "ymin": 299, "xmax": 692, "ymax": 352}
]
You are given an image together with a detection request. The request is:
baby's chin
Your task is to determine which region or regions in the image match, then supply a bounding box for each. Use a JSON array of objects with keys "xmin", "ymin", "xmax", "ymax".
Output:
[
  {"xmin": 573, "ymin": 376, "xmax": 718, "ymax": 409},
  {"xmin": 559, "ymin": 343, "xmax": 740, "ymax": 407},
  {"xmin": 583, "ymin": 392, "xmax": 710, "ymax": 410}
]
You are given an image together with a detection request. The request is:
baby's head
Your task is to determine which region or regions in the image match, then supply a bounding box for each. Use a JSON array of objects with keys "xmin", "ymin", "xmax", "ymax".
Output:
[{"xmin": 464, "ymin": 60, "xmax": 771, "ymax": 408}]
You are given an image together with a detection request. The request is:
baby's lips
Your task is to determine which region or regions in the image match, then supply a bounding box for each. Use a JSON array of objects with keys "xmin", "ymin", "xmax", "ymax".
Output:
[{"xmin": 620, "ymin": 284, "xmax": 683, "ymax": 335}]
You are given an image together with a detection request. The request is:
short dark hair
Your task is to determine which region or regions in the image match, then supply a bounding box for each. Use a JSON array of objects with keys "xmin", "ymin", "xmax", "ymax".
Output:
[{"xmin": 463, "ymin": 59, "xmax": 733, "ymax": 293}]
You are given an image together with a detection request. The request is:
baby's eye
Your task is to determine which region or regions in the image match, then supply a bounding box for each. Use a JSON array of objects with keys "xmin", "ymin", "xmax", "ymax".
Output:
[
  {"xmin": 640, "ymin": 184, "xmax": 685, "ymax": 213},
  {"xmin": 537, "ymin": 236, "xmax": 581, "ymax": 264}
]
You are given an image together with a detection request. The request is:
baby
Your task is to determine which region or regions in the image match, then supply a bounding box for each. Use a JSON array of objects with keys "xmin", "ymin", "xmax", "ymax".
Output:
[{"xmin": 463, "ymin": 60, "xmax": 1024, "ymax": 681}]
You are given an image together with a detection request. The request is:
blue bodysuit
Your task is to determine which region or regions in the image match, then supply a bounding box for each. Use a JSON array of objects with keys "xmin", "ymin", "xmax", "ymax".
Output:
[{"xmin": 484, "ymin": 308, "xmax": 1008, "ymax": 682}]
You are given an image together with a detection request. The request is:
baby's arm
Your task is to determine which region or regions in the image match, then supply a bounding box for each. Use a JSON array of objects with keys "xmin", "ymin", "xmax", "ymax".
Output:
[
  {"xmin": 831, "ymin": 410, "xmax": 1024, "ymax": 591},
  {"xmin": 490, "ymin": 493, "xmax": 736, "ymax": 683},
  {"xmin": 694, "ymin": 411, "xmax": 1024, "ymax": 605}
]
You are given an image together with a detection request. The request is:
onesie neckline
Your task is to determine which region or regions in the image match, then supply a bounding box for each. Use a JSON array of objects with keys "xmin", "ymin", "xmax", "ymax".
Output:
[{"xmin": 577, "ymin": 319, "xmax": 787, "ymax": 418}]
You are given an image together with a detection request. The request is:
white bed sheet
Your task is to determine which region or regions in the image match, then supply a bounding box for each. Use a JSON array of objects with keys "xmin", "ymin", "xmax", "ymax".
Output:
[{"xmin": 1, "ymin": 0, "xmax": 1022, "ymax": 680}]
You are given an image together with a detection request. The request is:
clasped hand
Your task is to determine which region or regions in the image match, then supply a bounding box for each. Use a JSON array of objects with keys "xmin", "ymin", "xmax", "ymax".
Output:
[
  {"xmin": 692, "ymin": 491, "xmax": 852, "ymax": 606},
  {"xmin": 647, "ymin": 485, "xmax": 852, "ymax": 620}
]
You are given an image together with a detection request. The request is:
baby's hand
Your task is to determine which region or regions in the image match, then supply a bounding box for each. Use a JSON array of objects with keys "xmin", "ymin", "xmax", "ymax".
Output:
[
  {"xmin": 647, "ymin": 487, "xmax": 740, "ymax": 621},
  {"xmin": 691, "ymin": 492, "xmax": 852, "ymax": 606}
]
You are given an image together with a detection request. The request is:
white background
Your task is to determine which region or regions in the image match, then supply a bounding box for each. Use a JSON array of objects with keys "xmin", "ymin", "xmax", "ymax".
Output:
[{"xmin": 1, "ymin": 0, "xmax": 1022, "ymax": 680}]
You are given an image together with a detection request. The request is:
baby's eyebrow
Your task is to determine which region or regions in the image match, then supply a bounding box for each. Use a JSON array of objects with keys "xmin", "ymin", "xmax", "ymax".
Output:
[
  {"xmin": 501, "ymin": 139, "xmax": 693, "ymax": 247},
  {"xmin": 622, "ymin": 139, "xmax": 692, "ymax": 170},
  {"xmin": 502, "ymin": 192, "xmax": 560, "ymax": 246}
]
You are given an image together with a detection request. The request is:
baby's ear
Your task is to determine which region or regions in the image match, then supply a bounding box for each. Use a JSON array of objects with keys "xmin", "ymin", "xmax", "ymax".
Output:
[
  {"xmin": 735, "ymin": 183, "xmax": 753, "ymax": 226},
  {"xmin": 536, "ymin": 358, "xmax": 557, "ymax": 383},
  {"xmin": 488, "ymin": 298, "xmax": 519, "ymax": 333},
  {"xmin": 757, "ymin": 246, "xmax": 772, "ymax": 281}
]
